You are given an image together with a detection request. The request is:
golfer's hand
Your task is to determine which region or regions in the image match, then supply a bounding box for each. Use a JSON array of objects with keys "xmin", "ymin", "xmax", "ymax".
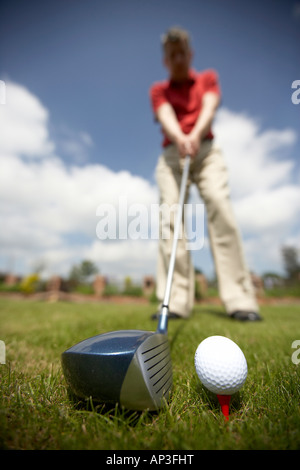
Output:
[
  {"xmin": 186, "ymin": 133, "xmax": 201, "ymax": 158},
  {"xmin": 174, "ymin": 133, "xmax": 200, "ymax": 158}
]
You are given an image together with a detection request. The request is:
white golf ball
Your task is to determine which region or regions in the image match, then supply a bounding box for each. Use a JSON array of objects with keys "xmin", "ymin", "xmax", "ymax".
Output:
[{"xmin": 194, "ymin": 336, "xmax": 247, "ymax": 395}]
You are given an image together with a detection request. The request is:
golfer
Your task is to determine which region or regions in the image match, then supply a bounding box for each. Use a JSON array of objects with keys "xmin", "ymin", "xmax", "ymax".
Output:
[{"xmin": 150, "ymin": 26, "xmax": 261, "ymax": 322}]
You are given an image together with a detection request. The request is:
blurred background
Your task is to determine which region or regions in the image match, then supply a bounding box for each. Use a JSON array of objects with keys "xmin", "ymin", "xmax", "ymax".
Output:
[{"xmin": 0, "ymin": 0, "xmax": 299, "ymax": 297}]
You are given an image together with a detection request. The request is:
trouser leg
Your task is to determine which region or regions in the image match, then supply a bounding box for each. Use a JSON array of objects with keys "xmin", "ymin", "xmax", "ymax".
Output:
[{"xmin": 192, "ymin": 144, "xmax": 258, "ymax": 313}]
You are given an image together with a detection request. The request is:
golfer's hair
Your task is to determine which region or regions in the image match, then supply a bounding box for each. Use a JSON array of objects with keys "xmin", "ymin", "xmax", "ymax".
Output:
[{"xmin": 161, "ymin": 26, "xmax": 191, "ymax": 51}]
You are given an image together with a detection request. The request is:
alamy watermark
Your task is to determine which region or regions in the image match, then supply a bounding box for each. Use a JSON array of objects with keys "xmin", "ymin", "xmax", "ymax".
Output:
[
  {"xmin": 0, "ymin": 341, "xmax": 5, "ymax": 365},
  {"xmin": 291, "ymin": 340, "xmax": 300, "ymax": 365},
  {"xmin": 291, "ymin": 80, "xmax": 300, "ymax": 104},
  {"xmin": 96, "ymin": 196, "xmax": 205, "ymax": 250},
  {"xmin": 0, "ymin": 80, "xmax": 6, "ymax": 104}
]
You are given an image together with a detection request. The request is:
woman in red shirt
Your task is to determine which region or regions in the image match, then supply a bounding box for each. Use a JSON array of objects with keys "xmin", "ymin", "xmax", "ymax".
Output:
[{"xmin": 150, "ymin": 27, "xmax": 261, "ymax": 322}]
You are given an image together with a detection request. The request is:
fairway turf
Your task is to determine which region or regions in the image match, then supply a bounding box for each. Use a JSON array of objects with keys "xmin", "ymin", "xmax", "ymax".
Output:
[{"xmin": 0, "ymin": 297, "xmax": 300, "ymax": 450}]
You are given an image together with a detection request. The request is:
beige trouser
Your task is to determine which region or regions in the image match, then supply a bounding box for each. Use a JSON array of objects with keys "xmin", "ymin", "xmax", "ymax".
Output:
[{"xmin": 155, "ymin": 140, "xmax": 258, "ymax": 317}]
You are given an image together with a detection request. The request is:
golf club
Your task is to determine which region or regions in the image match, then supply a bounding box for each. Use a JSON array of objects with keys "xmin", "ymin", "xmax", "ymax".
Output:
[{"xmin": 61, "ymin": 155, "xmax": 191, "ymax": 411}]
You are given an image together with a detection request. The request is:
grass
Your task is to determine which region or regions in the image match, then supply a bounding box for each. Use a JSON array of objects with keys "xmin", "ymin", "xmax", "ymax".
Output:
[{"xmin": 0, "ymin": 296, "xmax": 300, "ymax": 450}]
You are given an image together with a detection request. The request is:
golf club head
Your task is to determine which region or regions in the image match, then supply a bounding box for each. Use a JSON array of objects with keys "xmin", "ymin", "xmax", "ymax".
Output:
[{"xmin": 61, "ymin": 329, "xmax": 172, "ymax": 411}]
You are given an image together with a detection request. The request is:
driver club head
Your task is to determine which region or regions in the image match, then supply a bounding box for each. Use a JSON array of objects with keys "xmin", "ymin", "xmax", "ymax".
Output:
[{"xmin": 61, "ymin": 328, "xmax": 172, "ymax": 411}]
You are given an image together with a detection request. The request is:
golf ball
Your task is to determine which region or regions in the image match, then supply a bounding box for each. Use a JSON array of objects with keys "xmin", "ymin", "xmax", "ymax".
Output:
[{"xmin": 194, "ymin": 336, "xmax": 247, "ymax": 395}]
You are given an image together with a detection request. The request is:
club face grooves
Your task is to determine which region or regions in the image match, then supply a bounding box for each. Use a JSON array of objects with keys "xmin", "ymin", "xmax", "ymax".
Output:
[{"xmin": 139, "ymin": 335, "xmax": 172, "ymax": 401}]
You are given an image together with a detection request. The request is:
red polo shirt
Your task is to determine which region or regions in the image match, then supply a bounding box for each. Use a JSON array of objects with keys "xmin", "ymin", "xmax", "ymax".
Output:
[{"xmin": 149, "ymin": 69, "xmax": 221, "ymax": 147}]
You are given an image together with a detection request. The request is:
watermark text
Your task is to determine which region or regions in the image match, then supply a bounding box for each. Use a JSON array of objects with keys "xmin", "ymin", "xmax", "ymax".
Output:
[
  {"xmin": 96, "ymin": 197, "xmax": 205, "ymax": 250},
  {"xmin": 291, "ymin": 80, "xmax": 300, "ymax": 104},
  {"xmin": 291, "ymin": 340, "xmax": 300, "ymax": 365},
  {"xmin": 0, "ymin": 341, "xmax": 5, "ymax": 364}
]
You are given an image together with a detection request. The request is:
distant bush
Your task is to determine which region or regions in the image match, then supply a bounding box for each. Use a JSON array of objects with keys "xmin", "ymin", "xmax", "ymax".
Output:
[
  {"xmin": 102, "ymin": 284, "xmax": 120, "ymax": 296},
  {"xmin": 73, "ymin": 284, "xmax": 94, "ymax": 295},
  {"xmin": 122, "ymin": 285, "xmax": 144, "ymax": 297},
  {"xmin": 0, "ymin": 282, "xmax": 22, "ymax": 293},
  {"xmin": 264, "ymin": 284, "xmax": 300, "ymax": 298},
  {"xmin": 122, "ymin": 276, "xmax": 143, "ymax": 297},
  {"xmin": 20, "ymin": 274, "xmax": 40, "ymax": 294}
]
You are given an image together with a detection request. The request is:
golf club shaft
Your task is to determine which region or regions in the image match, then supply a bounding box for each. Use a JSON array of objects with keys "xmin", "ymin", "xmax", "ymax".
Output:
[{"xmin": 157, "ymin": 155, "xmax": 191, "ymax": 334}]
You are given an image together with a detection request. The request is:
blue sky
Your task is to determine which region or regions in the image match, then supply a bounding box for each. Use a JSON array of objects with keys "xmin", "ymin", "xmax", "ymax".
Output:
[{"xmin": 0, "ymin": 0, "xmax": 299, "ymax": 282}]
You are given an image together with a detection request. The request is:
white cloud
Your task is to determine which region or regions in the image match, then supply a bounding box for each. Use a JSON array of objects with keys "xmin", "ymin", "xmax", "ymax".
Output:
[
  {"xmin": 0, "ymin": 82, "xmax": 54, "ymax": 157},
  {"xmin": 84, "ymin": 239, "xmax": 158, "ymax": 282},
  {"xmin": 0, "ymin": 82, "xmax": 299, "ymax": 280},
  {"xmin": 214, "ymin": 109, "xmax": 296, "ymax": 198},
  {"xmin": 234, "ymin": 186, "xmax": 300, "ymax": 233},
  {"xmin": 56, "ymin": 127, "xmax": 94, "ymax": 164}
]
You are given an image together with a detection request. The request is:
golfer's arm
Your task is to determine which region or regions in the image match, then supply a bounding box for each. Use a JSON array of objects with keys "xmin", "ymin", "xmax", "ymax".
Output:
[
  {"xmin": 190, "ymin": 92, "xmax": 220, "ymax": 140},
  {"xmin": 155, "ymin": 102, "xmax": 184, "ymax": 143}
]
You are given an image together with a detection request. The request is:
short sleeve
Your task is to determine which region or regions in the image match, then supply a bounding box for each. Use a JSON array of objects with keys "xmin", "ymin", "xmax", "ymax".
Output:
[
  {"xmin": 202, "ymin": 69, "xmax": 221, "ymax": 96},
  {"xmin": 149, "ymin": 82, "xmax": 168, "ymax": 114}
]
